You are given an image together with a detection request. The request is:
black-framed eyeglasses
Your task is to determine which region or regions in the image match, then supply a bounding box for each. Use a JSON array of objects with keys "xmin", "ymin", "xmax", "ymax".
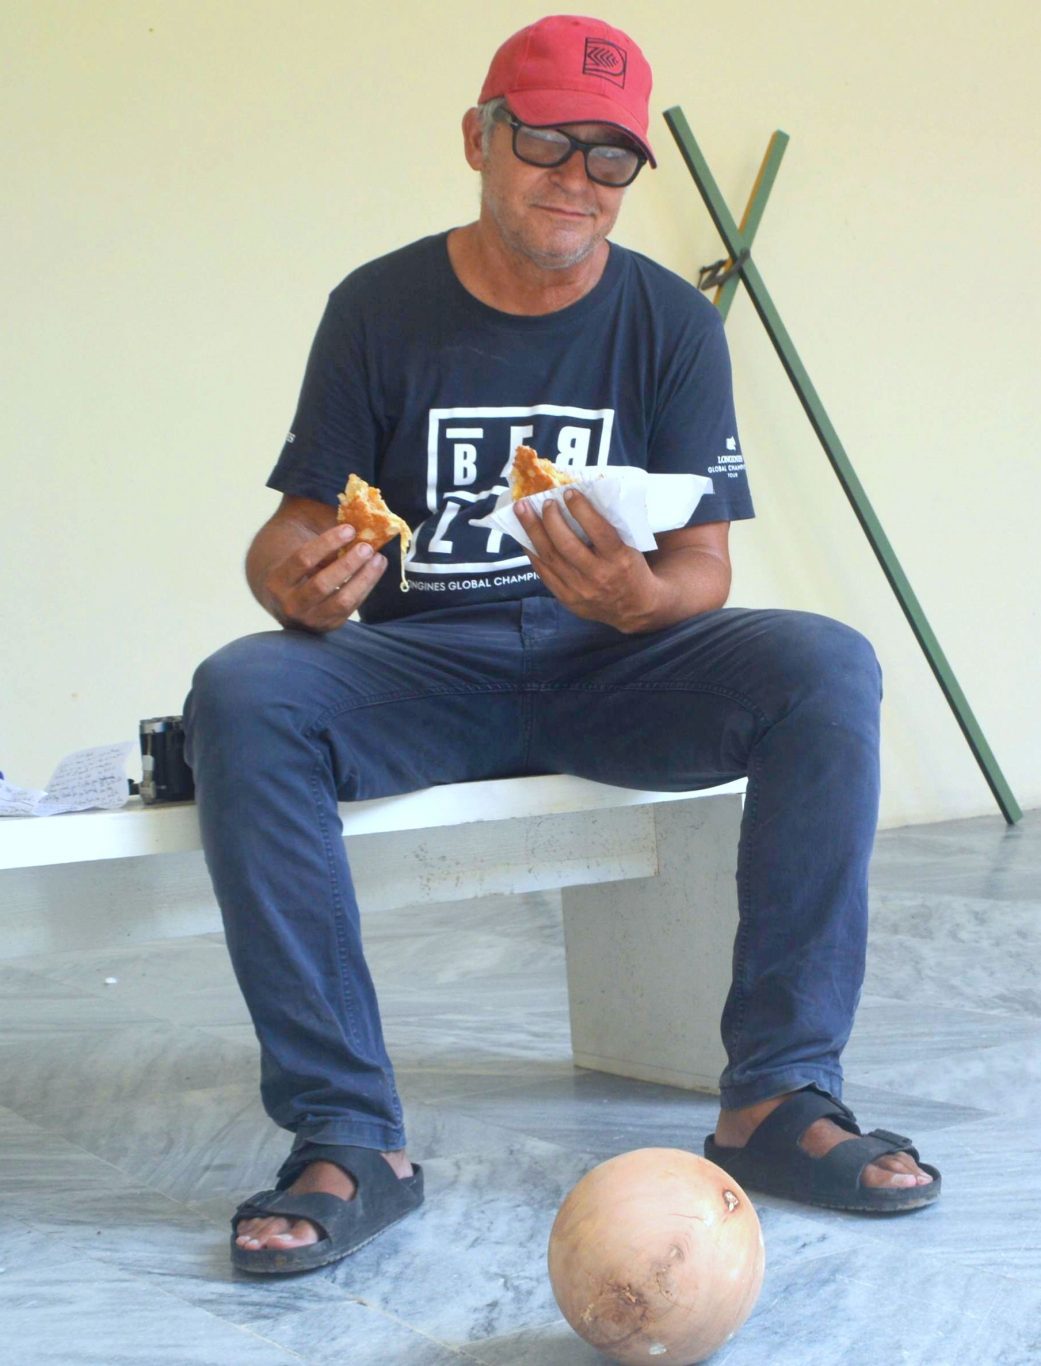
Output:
[{"xmin": 494, "ymin": 108, "xmax": 646, "ymax": 188}]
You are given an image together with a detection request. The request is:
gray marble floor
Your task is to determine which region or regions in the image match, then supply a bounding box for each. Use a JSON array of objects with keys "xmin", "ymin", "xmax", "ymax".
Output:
[{"xmin": 2, "ymin": 809, "xmax": 1039, "ymax": 1364}]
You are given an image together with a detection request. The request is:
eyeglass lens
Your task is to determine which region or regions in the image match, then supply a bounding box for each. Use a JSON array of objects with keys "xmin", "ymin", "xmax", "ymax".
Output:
[{"xmin": 511, "ymin": 122, "xmax": 642, "ymax": 187}]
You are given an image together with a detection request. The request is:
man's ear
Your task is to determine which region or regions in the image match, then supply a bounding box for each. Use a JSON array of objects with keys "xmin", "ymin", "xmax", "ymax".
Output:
[{"xmin": 462, "ymin": 107, "xmax": 485, "ymax": 171}]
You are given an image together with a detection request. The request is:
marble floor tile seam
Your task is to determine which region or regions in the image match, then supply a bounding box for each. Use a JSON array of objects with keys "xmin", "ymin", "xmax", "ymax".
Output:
[
  {"xmin": 853, "ymin": 991, "xmax": 1041, "ymax": 1026},
  {"xmin": 0, "ymin": 1027, "xmax": 255, "ymax": 1095},
  {"xmin": 871, "ymin": 807, "xmax": 1041, "ymax": 845},
  {"xmin": 403, "ymin": 1068, "xmax": 606, "ymax": 1108},
  {"xmin": 7, "ymin": 1180, "xmax": 1029, "ymax": 1356},
  {"xmin": 9, "ymin": 931, "xmax": 232, "ymax": 977},
  {"xmin": 402, "ymin": 1098, "xmax": 646, "ymax": 1166},
  {"xmin": 4, "ymin": 1159, "xmax": 245, "ymax": 1281},
  {"xmin": 864, "ymin": 922, "xmax": 1041, "ymax": 963},
  {"xmin": 743, "ymin": 1194, "xmax": 1024, "ymax": 1271},
  {"xmin": 0, "ymin": 966, "xmax": 266, "ymax": 1047},
  {"xmin": 0, "ymin": 1099, "xmax": 229, "ymax": 1210},
  {"xmin": 181, "ymin": 1113, "xmax": 595, "ymax": 1230},
  {"xmin": 854, "ymin": 988, "xmax": 1041, "ymax": 1028},
  {"xmin": 14, "ymin": 929, "xmax": 567, "ymax": 1004},
  {"xmin": 6, "ymin": 1122, "xmax": 1030, "ymax": 1353},
  {"xmin": 867, "ymin": 876, "xmax": 1041, "ymax": 906},
  {"xmin": 11, "ymin": 1167, "xmax": 235, "ymax": 1238},
  {"xmin": 866, "ymin": 902, "xmax": 1041, "ymax": 941},
  {"xmin": 841, "ymin": 1088, "xmax": 994, "ymax": 1135},
  {"xmin": 454, "ymin": 1315, "xmax": 571, "ymax": 1365},
  {"xmin": 145, "ymin": 1294, "xmax": 315, "ymax": 1366},
  {"xmin": 0, "ymin": 1210, "xmax": 318, "ymax": 1365},
  {"xmin": 0, "ymin": 1100, "xmax": 268, "ymax": 1251},
  {"xmin": 347, "ymin": 1302, "xmax": 508, "ymax": 1364},
  {"xmin": 426, "ymin": 1081, "xmax": 983, "ymax": 1158},
  {"xmin": 8, "ymin": 968, "xmax": 256, "ymax": 1035},
  {"xmin": 1, "ymin": 1199, "xmax": 416, "ymax": 1362}
]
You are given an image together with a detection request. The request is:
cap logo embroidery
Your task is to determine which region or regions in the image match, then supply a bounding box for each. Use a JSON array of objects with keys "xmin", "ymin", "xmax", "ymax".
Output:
[{"xmin": 582, "ymin": 37, "xmax": 627, "ymax": 88}]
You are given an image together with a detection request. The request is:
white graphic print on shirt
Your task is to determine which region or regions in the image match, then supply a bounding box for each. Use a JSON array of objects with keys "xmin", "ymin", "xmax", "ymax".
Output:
[{"xmin": 407, "ymin": 404, "xmax": 615, "ymax": 577}]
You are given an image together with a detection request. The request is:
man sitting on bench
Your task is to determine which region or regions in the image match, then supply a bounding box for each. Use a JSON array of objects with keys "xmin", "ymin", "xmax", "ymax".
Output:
[{"xmin": 184, "ymin": 12, "xmax": 939, "ymax": 1277}]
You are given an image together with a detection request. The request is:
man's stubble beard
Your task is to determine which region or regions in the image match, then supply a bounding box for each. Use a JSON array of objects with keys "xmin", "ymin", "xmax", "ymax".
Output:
[{"xmin": 481, "ymin": 177, "xmax": 604, "ymax": 273}]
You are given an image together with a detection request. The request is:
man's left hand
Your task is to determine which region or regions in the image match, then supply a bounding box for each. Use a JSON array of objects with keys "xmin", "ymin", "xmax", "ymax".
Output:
[{"xmin": 515, "ymin": 490, "xmax": 661, "ymax": 633}]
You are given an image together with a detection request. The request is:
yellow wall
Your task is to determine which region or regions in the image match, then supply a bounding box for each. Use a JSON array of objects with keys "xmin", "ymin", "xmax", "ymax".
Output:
[{"xmin": 4, "ymin": 0, "xmax": 1039, "ymax": 826}]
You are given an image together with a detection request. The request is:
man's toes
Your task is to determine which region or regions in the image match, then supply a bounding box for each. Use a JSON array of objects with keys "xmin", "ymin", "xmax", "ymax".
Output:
[
  {"xmin": 265, "ymin": 1219, "xmax": 321, "ymax": 1248},
  {"xmin": 874, "ymin": 1152, "xmax": 934, "ymax": 1185},
  {"xmin": 236, "ymin": 1216, "xmax": 321, "ymax": 1250},
  {"xmin": 235, "ymin": 1216, "xmax": 272, "ymax": 1245},
  {"xmin": 235, "ymin": 1215, "xmax": 291, "ymax": 1248},
  {"xmin": 862, "ymin": 1153, "xmax": 933, "ymax": 1190},
  {"xmin": 866, "ymin": 1166, "xmax": 918, "ymax": 1189}
]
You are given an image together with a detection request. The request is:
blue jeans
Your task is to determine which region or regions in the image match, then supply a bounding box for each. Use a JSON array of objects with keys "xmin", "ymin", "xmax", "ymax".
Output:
[{"xmin": 183, "ymin": 598, "xmax": 881, "ymax": 1151}]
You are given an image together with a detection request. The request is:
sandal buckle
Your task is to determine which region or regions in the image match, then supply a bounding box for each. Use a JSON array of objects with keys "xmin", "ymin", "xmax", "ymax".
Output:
[{"xmin": 870, "ymin": 1128, "xmax": 912, "ymax": 1148}]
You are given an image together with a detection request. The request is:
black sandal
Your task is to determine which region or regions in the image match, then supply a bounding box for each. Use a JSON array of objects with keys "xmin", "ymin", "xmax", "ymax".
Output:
[
  {"xmin": 230, "ymin": 1142, "xmax": 424, "ymax": 1274},
  {"xmin": 704, "ymin": 1089, "xmax": 941, "ymax": 1213}
]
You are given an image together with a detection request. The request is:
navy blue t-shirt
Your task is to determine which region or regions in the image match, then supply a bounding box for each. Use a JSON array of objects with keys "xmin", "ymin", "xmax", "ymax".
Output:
[{"xmin": 268, "ymin": 232, "xmax": 754, "ymax": 623}]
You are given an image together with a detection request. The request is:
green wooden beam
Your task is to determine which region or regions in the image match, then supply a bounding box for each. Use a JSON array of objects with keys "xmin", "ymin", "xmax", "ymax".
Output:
[
  {"xmin": 714, "ymin": 129, "xmax": 789, "ymax": 322},
  {"xmin": 664, "ymin": 104, "xmax": 1021, "ymax": 825}
]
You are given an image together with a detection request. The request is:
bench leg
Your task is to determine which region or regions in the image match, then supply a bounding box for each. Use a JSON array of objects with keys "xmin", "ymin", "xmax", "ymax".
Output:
[{"xmin": 560, "ymin": 793, "xmax": 743, "ymax": 1093}]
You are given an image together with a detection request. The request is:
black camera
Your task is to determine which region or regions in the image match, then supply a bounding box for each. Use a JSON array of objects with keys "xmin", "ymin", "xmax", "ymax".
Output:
[{"xmin": 138, "ymin": 716, "xmax": 195, "ymax": 804}]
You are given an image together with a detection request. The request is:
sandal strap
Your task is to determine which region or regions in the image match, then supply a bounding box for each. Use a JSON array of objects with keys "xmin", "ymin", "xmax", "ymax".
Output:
[
  {"xmin": 870, "ymin": 1127, "xmax": 915, "ymax": 1151},
  {"xmin": 744, "ymin": 1089, "xmax": 860, "ymax": 1157},
  {"xmin": 234, "ymin": 1145, "xmax": 405, "ymax": 1240},
  {"xmin": 232, "ymin": 1188, "xmax": 348, "ymax": 1241},
  {"xmin": 809, "ymin": 1130, "xmax": 922, "ymax": 1192},
  {"xmin": 276, "ymin": 1141, "xmax": 400, "ymax": 1193}
]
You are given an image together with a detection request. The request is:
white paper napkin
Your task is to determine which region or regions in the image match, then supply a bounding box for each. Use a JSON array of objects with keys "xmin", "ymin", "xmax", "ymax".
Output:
[{"xmin": 473, "ymin": 468, "xmax": 714, "ymax": 554}]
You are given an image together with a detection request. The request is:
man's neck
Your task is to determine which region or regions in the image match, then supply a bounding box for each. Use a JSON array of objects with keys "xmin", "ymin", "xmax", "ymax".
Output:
[{"xmin": 447, "ymin": 221, "xmax": 609, "ymax": 316}]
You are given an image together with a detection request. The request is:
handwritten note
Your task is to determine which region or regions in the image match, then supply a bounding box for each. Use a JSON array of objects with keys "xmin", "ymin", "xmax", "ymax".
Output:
[{"xmin": 0, "ymin": 742, "xmax": 135, "ymax": 817}]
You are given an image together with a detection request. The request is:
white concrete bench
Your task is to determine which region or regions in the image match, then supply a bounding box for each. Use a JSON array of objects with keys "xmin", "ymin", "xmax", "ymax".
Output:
[{"xmin": 0, "ymin": 774, "xmax": 745, "ymax": 1093}]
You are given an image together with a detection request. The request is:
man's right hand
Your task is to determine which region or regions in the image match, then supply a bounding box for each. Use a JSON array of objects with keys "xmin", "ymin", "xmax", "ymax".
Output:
[
  {"xmin": 263, "ymin": 522, "xmax": 388, "ymax": 632},
  {"xmin": 245, "ymin": 493, "xmax": 391, "ymax": 632}
]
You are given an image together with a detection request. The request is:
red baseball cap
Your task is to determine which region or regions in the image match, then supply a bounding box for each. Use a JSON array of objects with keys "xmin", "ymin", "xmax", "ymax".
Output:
[{"xmin": 478, "ymin": 14, "xmax": 656, "ymax": 167}]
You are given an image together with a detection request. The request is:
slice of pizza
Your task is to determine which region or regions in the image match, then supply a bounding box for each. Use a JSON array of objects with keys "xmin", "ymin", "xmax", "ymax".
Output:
[
  {"xmin": 509, "ymin": 445, "xmax": 577, "ymax": 500},
  {"xmin": 336, "ymin": 473, "xmax": 411, "ymax": 551},
  {"xmin": 336, "ymin": 473, "xmax": 413, "ymax": 589}
]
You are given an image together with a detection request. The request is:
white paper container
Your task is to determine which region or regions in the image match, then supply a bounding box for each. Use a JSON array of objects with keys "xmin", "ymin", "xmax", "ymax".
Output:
[{"xmin": 472, "ymin": 468, "xmax": 714, "ymax": 554}]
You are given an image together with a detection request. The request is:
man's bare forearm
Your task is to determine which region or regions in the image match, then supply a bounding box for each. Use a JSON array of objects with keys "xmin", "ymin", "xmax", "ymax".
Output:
[{"xmin": 629, "ymin": 543, "xmax": 732, "ymax": 633}]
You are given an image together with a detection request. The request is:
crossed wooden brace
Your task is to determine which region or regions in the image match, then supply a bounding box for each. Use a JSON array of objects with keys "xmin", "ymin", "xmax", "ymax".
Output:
[{"xmin": 664, "ymin": 106, "xmax": 1020, "ymax": 824}]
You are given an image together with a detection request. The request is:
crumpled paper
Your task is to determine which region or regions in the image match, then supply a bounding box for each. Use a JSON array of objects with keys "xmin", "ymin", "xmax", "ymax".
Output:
[
  {"xmin": 473, "ymin": 468, "xmax": 714, "ymax": 554},
  {"xmin": 0, "ymin": 742, "xmax": 135, "ymax": 817}
]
